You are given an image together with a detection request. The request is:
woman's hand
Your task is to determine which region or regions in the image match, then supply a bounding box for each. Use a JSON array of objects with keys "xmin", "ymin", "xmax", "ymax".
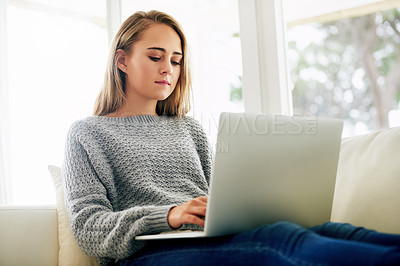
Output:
[{"xmin": 168, "ymin": 196, "xmax": 208, "ymax": 229}]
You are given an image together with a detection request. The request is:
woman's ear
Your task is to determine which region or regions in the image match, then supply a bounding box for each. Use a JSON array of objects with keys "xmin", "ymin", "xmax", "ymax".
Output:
[{"xmin": 115, "ymin": 49, "xmax": 128, "ymax": 72}]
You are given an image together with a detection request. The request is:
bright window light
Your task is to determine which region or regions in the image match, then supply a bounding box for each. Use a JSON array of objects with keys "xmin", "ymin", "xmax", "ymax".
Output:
[{"xmin": 6, "ymin": 0, "xmax": 107, "ymax": 204}]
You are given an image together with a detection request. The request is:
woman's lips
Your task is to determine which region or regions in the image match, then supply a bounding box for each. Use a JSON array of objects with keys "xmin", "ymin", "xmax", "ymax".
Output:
[{"xmin": 155, "ymin": 80, "xmax": 170, "ymax": 85}]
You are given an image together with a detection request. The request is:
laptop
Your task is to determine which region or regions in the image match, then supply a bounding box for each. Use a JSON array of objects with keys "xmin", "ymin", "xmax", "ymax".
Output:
[{"xmin": 135, "ymin": 112, "xmax": 343, "ymax": 240}]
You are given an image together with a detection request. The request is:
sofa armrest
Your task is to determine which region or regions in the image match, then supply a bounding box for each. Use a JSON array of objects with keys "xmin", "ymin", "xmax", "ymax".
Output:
[{"xmin": 0, "ymin": 205, "xmax": 58, "ymax": 266}]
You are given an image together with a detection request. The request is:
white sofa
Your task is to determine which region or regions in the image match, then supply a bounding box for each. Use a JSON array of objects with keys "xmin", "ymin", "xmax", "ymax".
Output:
[
  {"xmin": 1, "ymin": 126, "xmax": 399, "ymax": 266},
  {"xmin": 0, "ymin": 205, "xmax": 59, "ymax": 266}
]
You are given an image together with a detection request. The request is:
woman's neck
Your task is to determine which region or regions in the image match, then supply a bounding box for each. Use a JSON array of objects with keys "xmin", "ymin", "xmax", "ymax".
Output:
[{"xmin": 105, "ymin": 101, "xmax": 158, "ymax": 117}]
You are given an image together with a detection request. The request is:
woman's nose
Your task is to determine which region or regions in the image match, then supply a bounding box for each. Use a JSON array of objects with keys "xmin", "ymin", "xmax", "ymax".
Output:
[{"xmin": 161, "ymin": 61, "xmax": 173, "ymax": 75}]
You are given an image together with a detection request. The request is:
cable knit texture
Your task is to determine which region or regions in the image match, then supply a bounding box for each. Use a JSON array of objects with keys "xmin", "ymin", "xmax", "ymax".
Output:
[{"xmin": 62, "ymin": 115, "xmax": 212, "ymax": 265}]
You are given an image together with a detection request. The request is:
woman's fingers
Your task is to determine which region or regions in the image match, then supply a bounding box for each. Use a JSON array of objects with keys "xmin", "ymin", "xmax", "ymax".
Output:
[
  {"xmin": 167, "ymin": 197, "xmax": 208, "ymax": 229},
  {"xmin": 196, "ymin": 196, "xmax": 208, "ymax": 203},
  {"xmin": 181, "ymin": 213, "xmax": 206, "ymax": 227}
]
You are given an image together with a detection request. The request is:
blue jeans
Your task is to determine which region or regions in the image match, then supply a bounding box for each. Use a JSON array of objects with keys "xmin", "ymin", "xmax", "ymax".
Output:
[{"xmin": 118, "ymin": 222, "xmax": 400, "ymax": 265}]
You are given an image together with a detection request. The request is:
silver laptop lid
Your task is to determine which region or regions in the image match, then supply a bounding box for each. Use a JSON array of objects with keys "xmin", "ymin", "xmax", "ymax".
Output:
[{"xmin": 204, "ymin": 113, "xmax": 343, "ymax": 236}]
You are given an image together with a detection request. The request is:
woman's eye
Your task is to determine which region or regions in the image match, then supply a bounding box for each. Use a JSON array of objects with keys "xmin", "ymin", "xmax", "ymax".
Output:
[
  {"xmin": 149, "ymin": 56, "xmax": 180, "ymax": 66},
  {"xmin": 149, "ymin": 56, "xmax": 160, "ymax": 62}
]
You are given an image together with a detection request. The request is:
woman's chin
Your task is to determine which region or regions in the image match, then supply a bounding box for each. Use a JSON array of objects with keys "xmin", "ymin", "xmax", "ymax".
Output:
[{"xmin": 156, "ymin": 90, "xmax": 175, "ymax": 101}]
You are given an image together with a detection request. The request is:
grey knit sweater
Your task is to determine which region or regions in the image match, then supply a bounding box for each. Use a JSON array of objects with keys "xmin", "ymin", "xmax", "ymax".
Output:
[{"xmin": 62, "ymin": 115, "xmax": 213, "ymax": 265}]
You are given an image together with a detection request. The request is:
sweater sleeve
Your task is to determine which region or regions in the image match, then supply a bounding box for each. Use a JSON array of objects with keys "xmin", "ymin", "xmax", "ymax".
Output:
[{"xmin": 62, "ymin": 123, "xmax": 174, "ymax": 259}]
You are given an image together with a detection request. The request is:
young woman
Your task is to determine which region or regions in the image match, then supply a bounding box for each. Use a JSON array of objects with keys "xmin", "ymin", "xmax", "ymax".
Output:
[{"xmin": 63, "ymin": 10, "xmax": 400, "ymax": 266}]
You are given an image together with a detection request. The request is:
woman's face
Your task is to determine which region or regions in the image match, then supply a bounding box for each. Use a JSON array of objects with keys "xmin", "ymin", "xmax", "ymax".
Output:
[{"xmin": 121, "ymin": 23, "xmax": 182, "ymax": 103}]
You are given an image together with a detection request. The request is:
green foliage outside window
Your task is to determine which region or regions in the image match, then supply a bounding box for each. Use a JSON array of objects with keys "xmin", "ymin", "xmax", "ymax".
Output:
[{"xmin": 288, "ymin": 7, "xmax": 400, "ymax": 130}]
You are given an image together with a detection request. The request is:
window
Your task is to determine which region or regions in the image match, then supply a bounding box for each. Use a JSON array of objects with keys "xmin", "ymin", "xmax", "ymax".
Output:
[
  {"xmin": 1, "ymin": 0, "xmax": 107, "ymax": 204},
  {"xmin": 284, "ymin": 0, "xmax": 400, "ymax": 137}
]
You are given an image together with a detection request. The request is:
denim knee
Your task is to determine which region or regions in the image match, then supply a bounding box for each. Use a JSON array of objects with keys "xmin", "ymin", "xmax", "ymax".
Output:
[
  {"xmin": 234, "ymin": 221, "xmax": 311, "ymax": 247},
  {"xmin": 310, "ymin": 222, "xmax": 368, "ymax": 239}
]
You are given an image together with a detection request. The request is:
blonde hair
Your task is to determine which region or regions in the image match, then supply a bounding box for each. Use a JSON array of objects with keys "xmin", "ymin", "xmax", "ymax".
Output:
[{"xmin": 93, "ymin": 10, "xmax": 191, "ymax": 117}]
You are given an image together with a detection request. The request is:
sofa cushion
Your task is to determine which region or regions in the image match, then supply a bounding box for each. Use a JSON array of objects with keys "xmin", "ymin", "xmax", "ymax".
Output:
[
  {"xmin": 0, "ymin": 205, "xmax": 58, "ymax": 266},
  {"xmin": 331, "ymin": 126, "xmax": 400, "ymax": 234},
  {"xmin": 49, "ymin": 165, "xmax": 99, "ymax": 266}
]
